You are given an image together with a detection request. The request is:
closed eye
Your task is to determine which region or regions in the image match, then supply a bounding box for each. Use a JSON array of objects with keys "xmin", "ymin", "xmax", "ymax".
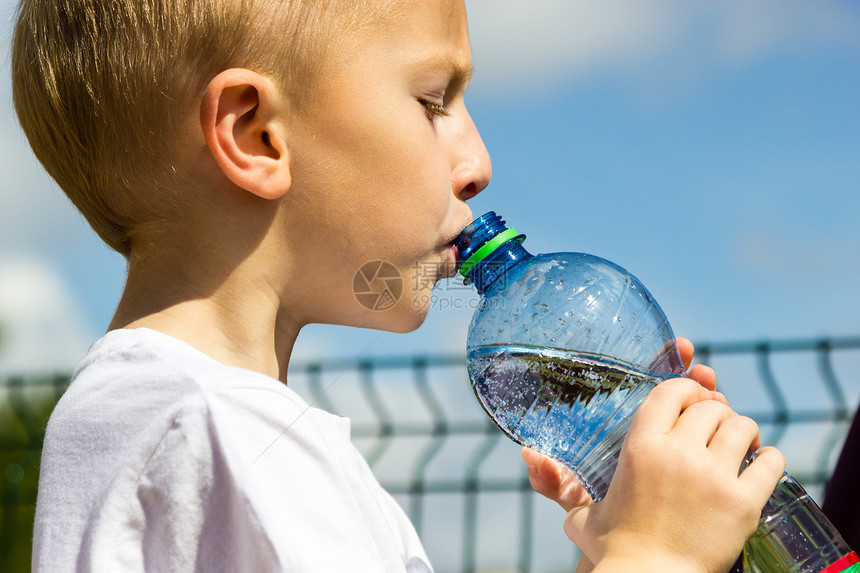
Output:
[{"xmin": 419, "ymin": 99, "xmax": 450, "ymax": 119}]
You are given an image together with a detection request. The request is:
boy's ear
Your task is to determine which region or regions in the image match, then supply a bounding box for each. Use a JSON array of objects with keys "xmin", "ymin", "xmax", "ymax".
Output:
[{"xmin": 200, "ymin": 68, "xmax": 290, "ymax": 200}]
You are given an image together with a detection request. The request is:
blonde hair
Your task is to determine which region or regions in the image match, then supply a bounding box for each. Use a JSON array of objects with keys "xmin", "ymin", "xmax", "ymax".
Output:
[{"xmin": 12, "ymin": 0, "xmax": 389, "ymax": 256}]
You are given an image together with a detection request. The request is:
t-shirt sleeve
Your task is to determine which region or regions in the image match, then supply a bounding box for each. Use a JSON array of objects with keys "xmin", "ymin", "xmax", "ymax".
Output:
[{"xmin": 79, "ymin": 394, "xmax": 281, "ymax": 573}]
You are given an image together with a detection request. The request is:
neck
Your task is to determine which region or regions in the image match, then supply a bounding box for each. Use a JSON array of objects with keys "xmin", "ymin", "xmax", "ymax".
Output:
[{"xmin": 109, "ymin": 254, "xmax": 301, "ymax": 384}]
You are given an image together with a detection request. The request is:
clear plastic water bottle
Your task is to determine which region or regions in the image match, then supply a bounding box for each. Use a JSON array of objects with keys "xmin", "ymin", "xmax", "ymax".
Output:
[{"xmin": 454, "ymin": 211, "xmax": 857, "ymax": 573}]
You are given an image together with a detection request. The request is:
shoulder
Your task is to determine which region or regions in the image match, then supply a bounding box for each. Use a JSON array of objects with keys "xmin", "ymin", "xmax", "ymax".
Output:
[
  {"xmin": 61, "ymin": 327, "xmax": 314, "ymax": 422},
  {"xmin": 63, "ymin": 327, "xmax": 348, "ymax": 476}
]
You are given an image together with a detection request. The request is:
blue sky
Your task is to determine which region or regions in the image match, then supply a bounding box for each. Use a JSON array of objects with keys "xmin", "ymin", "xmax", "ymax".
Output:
[{"xmin": 1, "ymin": 0, "xmax": 859, "ymax": 370}]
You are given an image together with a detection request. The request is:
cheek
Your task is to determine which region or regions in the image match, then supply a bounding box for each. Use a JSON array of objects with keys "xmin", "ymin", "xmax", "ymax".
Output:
[
  {"xmin": 358, "ymin": 156, "xmax": 453, "ymax": 254},
  {"xmin": 369, "ymin": 138, "xmax": 450, "ymax": 212},
  {"xmin": 337, "ymin": 107, "xmax": 449, "ymax": 191}
]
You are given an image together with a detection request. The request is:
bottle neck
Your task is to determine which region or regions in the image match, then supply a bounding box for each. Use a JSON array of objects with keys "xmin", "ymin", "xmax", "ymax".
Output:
[
  {"xmin": 466, "ymin": 241, "xmax": 533, "ymax": 295},
  {"xmin": 454, "ymin": 211, "xmax": 532, "ymax": 295}
]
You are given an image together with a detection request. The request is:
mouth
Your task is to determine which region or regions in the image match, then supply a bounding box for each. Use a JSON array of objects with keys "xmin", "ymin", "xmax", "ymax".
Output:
[
  {"xmin": 439, "ymin": 242, "xmax": 459, "ymax": 279},
  {"xmin": 433, "ymin": 229, "xmax": 463, "ymax": 280},
  {"xmin": 438, "ymin": 213, "xmax": 473, "ymax": 279},
  {"xmin": 447, "ymin": 234, "xmax": 461, "ymax": 261}
]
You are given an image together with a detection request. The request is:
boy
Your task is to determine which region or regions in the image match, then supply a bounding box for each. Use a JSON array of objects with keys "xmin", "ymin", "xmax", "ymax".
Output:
[{"xmin": 12, "ymin": 0, "xmax": 784, "ymax": 571}]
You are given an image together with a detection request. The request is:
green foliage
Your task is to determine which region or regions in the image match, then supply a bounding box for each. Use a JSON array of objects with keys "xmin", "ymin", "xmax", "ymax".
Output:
[{"xmin": 1, "ymin": 376, "xmax": 68, "ymax": 573}]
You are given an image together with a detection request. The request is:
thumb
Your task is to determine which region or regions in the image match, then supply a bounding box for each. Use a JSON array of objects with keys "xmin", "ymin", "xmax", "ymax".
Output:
[
  {"xmin": 523, "ymin": 448, "xmax": 593, "ymax": 513},
  {"xmin": 563, "ymin": 503, "xmax": 597, "ymax": 556}
]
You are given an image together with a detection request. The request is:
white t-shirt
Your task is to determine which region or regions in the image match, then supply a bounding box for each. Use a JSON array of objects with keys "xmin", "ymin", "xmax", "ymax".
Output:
[{"xmin": 33, "ymin": 328, "xmax": 432, "ymax": 573}]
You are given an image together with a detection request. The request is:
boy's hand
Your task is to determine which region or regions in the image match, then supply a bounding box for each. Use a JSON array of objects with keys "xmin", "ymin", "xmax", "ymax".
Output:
[{"xmin": 564, "ymin": 377, "xmax": 785, "ymax": 573}]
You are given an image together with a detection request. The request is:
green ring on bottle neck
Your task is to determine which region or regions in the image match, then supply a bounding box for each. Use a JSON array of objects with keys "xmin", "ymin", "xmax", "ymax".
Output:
[{"xmin": 458, "ymin": 227, "xmax": 521, "ymax": 278}]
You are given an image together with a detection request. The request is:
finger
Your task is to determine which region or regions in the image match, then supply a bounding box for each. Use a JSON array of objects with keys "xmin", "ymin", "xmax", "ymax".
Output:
[
  {"xmin": 749, "ymin": 428, "xmax": 762, "ymax": 452},
  {"xmin": 522, "ymin": 448, "xmax": 593, "ymax": 512},
  {"xmin": 710, "ymin": 390, "xmax": 730, "ymax": 406},
  {"xmin": 671, "ymin": 399, "xmax": 736, "ymax": 445},
  {"xmin": 631, "ymin": 378, "xmax": 715, "ymax": 436},
  {"xmin": 707, "ymin": 414, "xmax": 761, "ymax": 465},
  {"xmin": 677, "ymin": 337, "xmax": 695, "ymax": 370},
  {"xmin": 738, "ymin": 446, "xmax": 786, "ymax": 504},
  {"xmin": 523, "ymin": 446, "xmax": 562, "ymax": 494},
  {"xmin": 687, "ymin": 363, "xmax": 717, "ymax": 392}
]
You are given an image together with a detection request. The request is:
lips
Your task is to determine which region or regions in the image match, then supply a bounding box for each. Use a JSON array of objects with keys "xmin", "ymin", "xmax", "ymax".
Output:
[
  {"xmin": 439, "ymin": 243, "xmax": 459, "ymax": 279},
  {"xmin": 448, "ymin": 240, "xmax": 460, "ymax": 264},
  {"xmin": 443, "ymin": 227, "xmax": 465, "ymax": 261},
  {"xmin": 443, "ymin": 231, "xmax": 462, "ymax": 265}
]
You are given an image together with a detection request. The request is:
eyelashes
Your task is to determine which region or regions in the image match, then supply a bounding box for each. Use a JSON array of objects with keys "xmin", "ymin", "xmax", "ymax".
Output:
[{"xmin": 419, "ymin": 99, "xmax": 450, "ymax": 119}]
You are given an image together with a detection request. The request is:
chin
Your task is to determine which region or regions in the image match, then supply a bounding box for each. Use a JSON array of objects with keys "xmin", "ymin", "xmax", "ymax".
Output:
[
  {"xmin": 378, "ymin": 301, "xmax": 430, "ymax": 333},
  {"xmin": 350, "ymin": 294, "xmax": 431, "ymax": 334}
]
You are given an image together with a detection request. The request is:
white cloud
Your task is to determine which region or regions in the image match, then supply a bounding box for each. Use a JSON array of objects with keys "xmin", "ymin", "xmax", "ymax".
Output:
[
  {"xmin": 466, "ymin": 1, "xmax": 678, "ymax": 87},
  {"xmin": 0, "ymin": 256, "xmax": 95, "ymax": 374},
  {"xmin": 465, "ymin": 0, "xmax": 860, "ymax": 92}
]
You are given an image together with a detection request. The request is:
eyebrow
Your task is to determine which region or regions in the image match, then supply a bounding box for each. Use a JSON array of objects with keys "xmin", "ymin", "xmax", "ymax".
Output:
[{"xmin": 418, "ymin": 55, "xmax": 474, "ymax": 89}]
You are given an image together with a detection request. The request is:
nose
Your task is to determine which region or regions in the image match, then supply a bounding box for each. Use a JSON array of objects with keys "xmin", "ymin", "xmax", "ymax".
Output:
[{"xmin": 451, "ymin": 109, "xmax": 492, "ymax": 201}]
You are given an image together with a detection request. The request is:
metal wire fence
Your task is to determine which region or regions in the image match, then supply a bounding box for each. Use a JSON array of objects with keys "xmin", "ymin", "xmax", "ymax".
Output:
[{"xmin": 2, "ymin": 336, "xmax": 860, "ymax": 573}]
